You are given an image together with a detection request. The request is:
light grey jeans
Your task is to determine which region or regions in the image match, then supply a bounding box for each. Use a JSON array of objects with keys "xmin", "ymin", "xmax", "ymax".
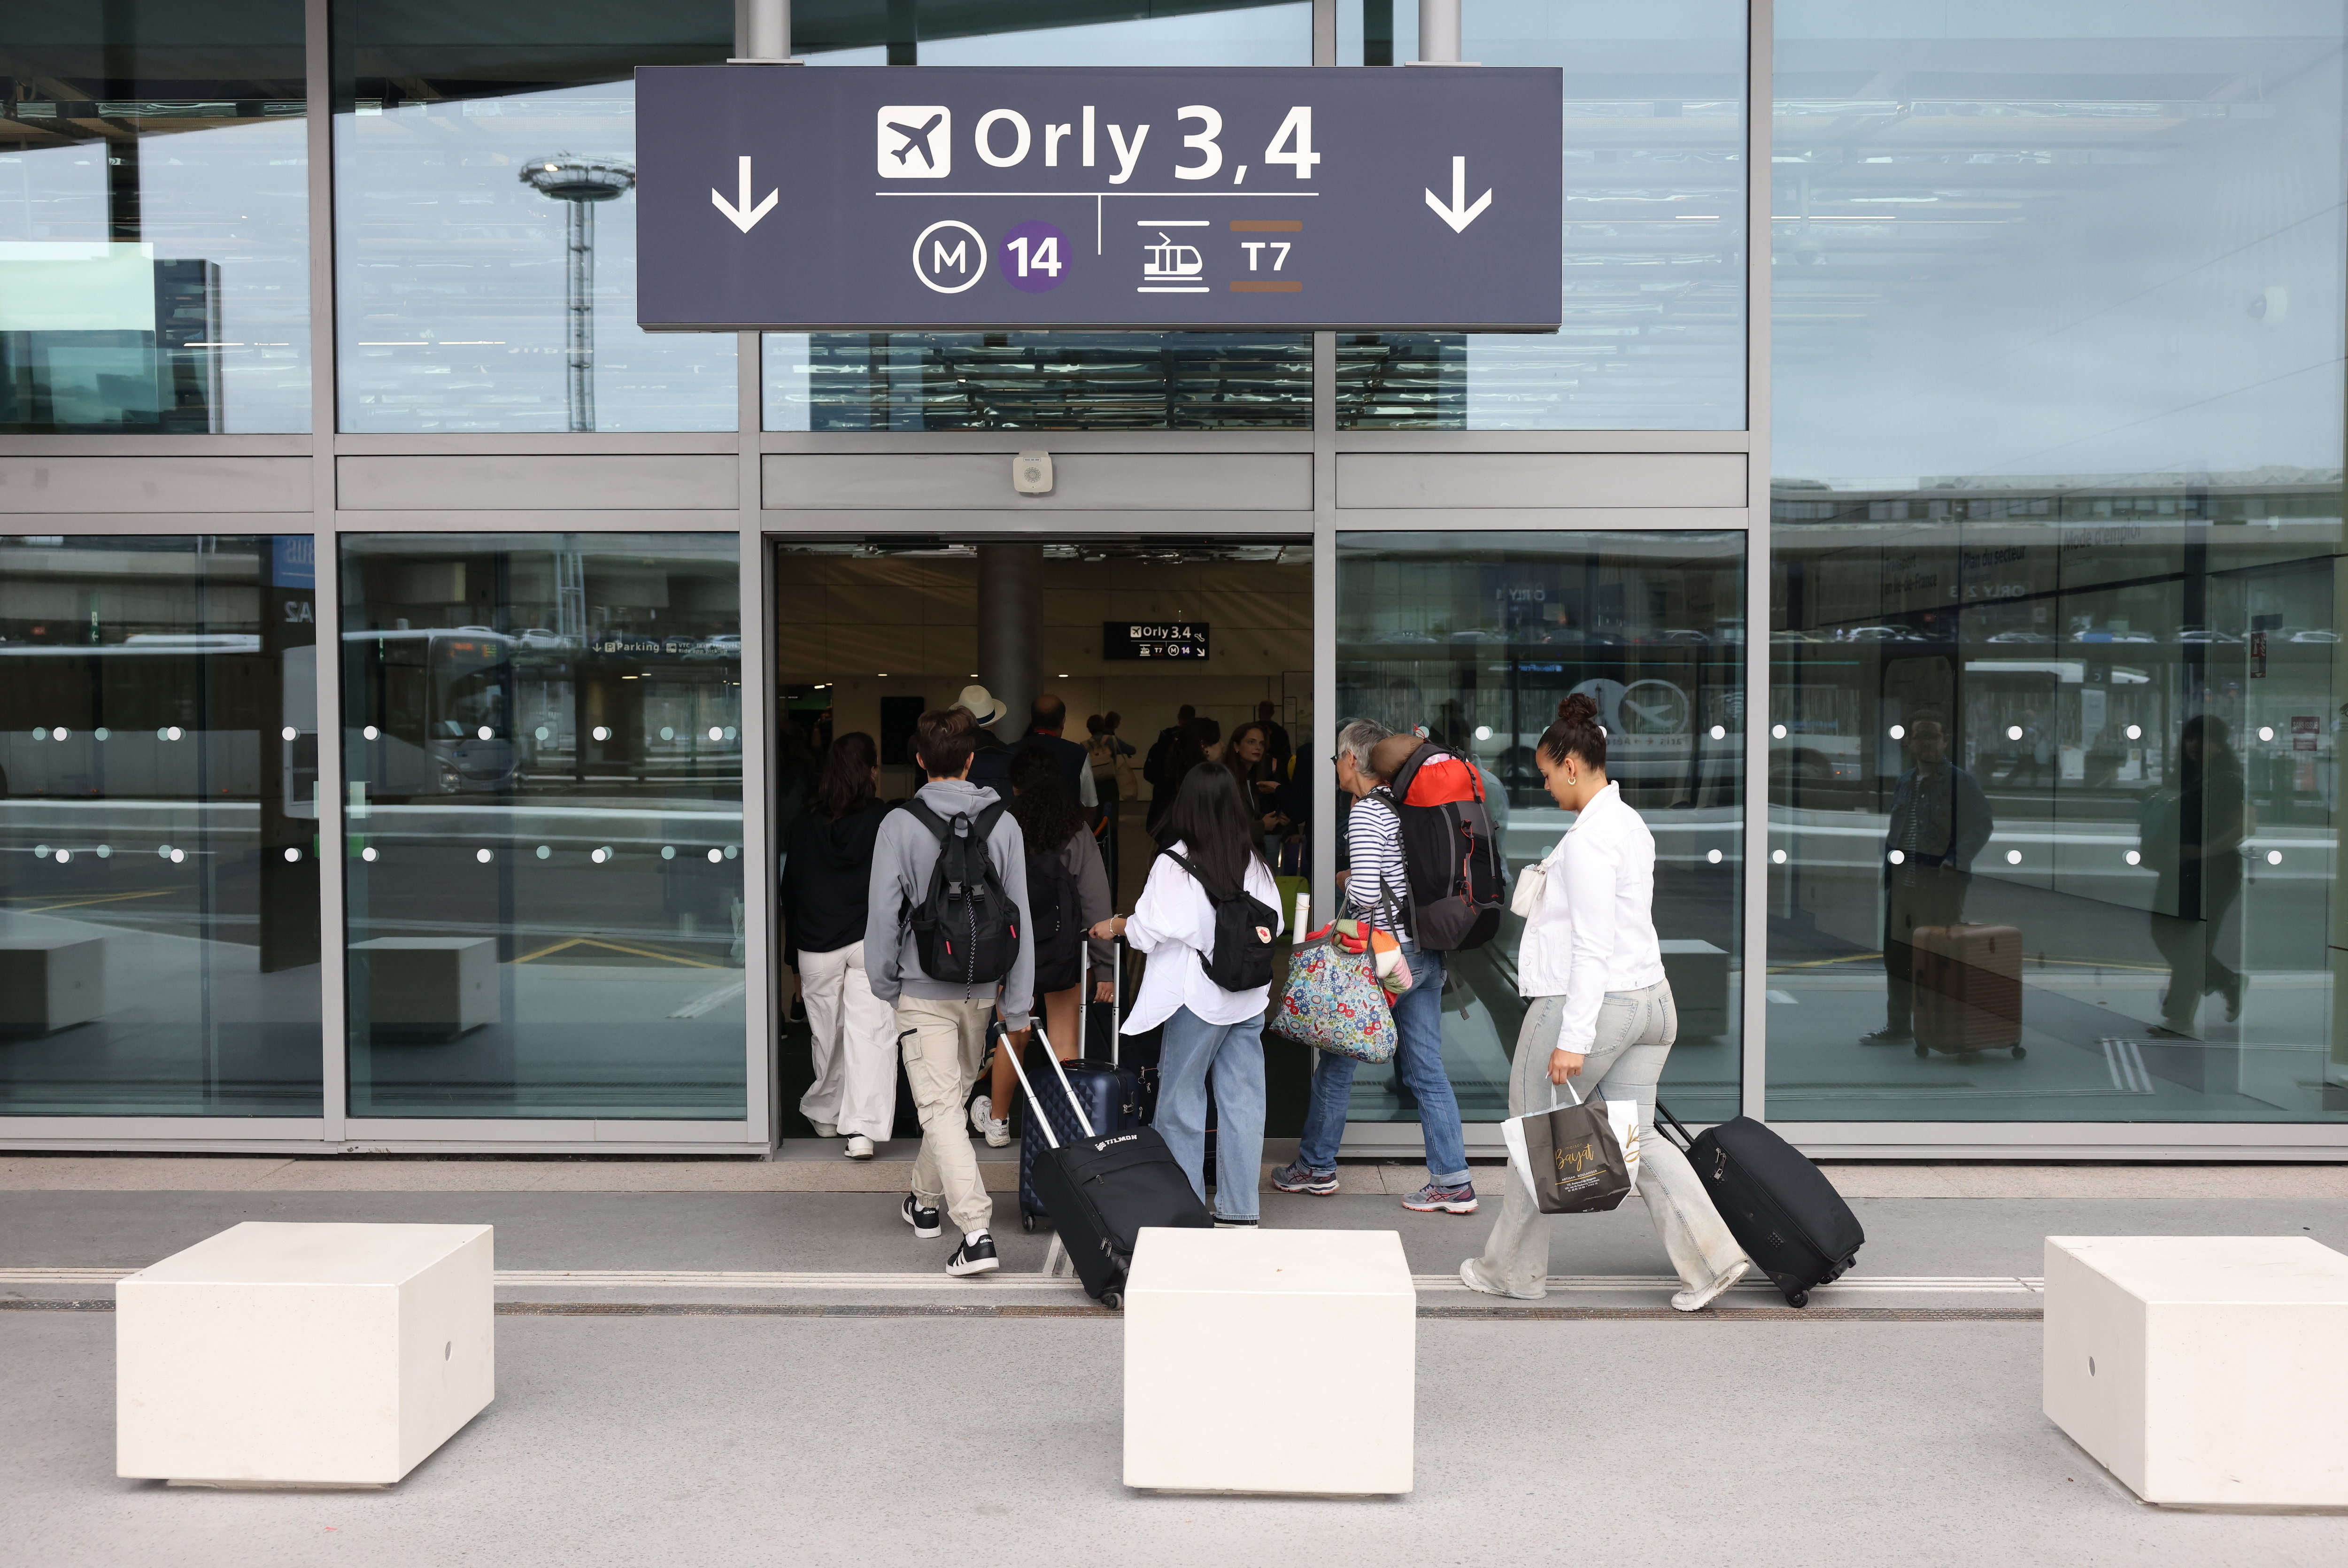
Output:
[{"xmin": 1470, "ymin": 982, "xmax": 1751, "ymax": 1299}]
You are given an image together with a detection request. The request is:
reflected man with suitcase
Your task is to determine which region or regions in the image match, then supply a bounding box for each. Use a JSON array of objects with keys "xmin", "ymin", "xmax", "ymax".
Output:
[{"xmin": 1861, "ymin": 712, "xmax": 1994, "ymax": 1047}]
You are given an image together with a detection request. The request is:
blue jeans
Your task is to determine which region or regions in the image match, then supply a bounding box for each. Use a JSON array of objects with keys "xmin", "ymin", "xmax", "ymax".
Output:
[
  {"xmin": 1156, "ymin": 1006, "xmax": 1268, "ymax": 1222},
  {"xmin": 1296, "ymin": 948, "xmax": 1470, "ymax": 1187}
]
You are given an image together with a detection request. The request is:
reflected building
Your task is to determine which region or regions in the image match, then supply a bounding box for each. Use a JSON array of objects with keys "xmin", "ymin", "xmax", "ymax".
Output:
[{"xmin": 0, "ymin": 0, "xmax": 2343, "ymax": 1159}]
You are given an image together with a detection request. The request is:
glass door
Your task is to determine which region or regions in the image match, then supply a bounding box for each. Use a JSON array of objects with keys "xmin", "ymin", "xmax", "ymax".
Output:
[{"xmin": 1335, "ymin": 529, "xmax": 1748, "ymax": 1133}]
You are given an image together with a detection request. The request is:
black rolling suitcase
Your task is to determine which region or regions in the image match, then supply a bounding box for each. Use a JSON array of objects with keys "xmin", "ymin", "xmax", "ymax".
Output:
[
  {"xmin": 1008, "ymin": 1031, "xmax": 1210, "ymax": 1309},
  {"xmin": 1017, "ymin": 1018, "xmax": 1141, "ymax": 1232},
  {"xmin": 1656, "ymin": 1102, "xmax": 1864, "ymax": 1307}
]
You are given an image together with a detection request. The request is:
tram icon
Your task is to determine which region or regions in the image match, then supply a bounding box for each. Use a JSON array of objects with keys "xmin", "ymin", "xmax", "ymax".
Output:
[{"xmin": 1139, "ymin": 229, "xmax": 1209, "ymax": 294}]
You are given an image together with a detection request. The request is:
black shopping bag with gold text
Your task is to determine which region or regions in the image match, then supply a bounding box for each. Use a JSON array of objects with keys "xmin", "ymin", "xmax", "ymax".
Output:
[{"xmin": 1501, "ymin": 1076, "xmax": 1637, "ymax": 1215}]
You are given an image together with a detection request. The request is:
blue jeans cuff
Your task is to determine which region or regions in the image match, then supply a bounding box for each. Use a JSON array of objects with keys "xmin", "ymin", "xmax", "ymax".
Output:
[{"xmin": 1430, "ymin": 1168, "xmax": 1472, "ymax": 1189}]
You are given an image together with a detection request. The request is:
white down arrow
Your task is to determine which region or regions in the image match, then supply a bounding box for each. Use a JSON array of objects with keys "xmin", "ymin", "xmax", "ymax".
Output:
[
  {"xmin": 1424, "ymin": 156, "xmax": 1493, "ymax": 234},
  {"xmin": 713, "ymin": 156, "xmax": 779, "ymax": 233}
]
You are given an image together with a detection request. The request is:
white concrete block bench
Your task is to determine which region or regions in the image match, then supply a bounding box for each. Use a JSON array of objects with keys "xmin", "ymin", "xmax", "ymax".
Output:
[
  {"xmin": 2044, "ymin": 1235, "xmax": 2348, "ymax": 1507},
  {"xmin": 1124, "ymin": 1227, "xmax": 1414, "ymax": 1496},
  {"xmin": 118, "ymin": 1222, "xmax": 494, "ymax": 1487}
]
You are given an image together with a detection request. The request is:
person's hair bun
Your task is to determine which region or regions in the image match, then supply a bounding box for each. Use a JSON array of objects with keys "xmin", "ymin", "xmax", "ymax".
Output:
[{"xmin": 1556, "ymin": 693, "xmax": 1600, "ymax": 726}]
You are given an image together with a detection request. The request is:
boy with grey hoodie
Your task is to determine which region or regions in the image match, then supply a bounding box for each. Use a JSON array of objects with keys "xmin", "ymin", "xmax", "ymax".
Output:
[{"xmin": 864, "ymin": 707, "xmax": 1035, "ymax": 1278}]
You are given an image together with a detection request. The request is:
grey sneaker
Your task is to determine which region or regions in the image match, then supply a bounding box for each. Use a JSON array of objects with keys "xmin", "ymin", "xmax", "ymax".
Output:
[
  {"xmin": 1671, "ymin": 1258, "xmax": 1750, "ymax": 1313},
  {"xmin": 1459, "ymin": 1257, "xmax": 1544, "ymax": 1301},
  {"xmin": 1401, "ymin": 1181, "xmax": 1479, "ymax": 1215},
  {"xmin": 1271, "ymin": 1159, "xmax": 1339, "ymax": 1195}
]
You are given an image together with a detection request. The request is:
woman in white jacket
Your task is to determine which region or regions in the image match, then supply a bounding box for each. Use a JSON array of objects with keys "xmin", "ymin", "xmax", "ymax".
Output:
[
  {"xmin": 1461, "ymin": 693, "xmax": 1753, "ymax": 1311},
  {"xmin": 1091, "ymin": 764, "xmax": 1283, "ymax": 1226}
]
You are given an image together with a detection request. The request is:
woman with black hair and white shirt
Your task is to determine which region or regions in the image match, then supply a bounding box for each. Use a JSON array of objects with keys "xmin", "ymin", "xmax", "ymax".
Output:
[
  {"xmin": 1090, "ymin": 763, "xmax": 1282, "ymax": 1227},
  {"xmin": 1460, "ymin": 694, "xmax": 1753, "ymax": 1312}
]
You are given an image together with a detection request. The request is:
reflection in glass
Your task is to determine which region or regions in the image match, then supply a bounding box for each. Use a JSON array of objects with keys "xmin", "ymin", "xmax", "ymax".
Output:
[
  {"xmin": 1337, "ymin": 532, "xmax": 1745, "ymax": 1127},
  {"xmin": 333, "ymin": 0, "xmax": 736, "ymax": 433},
  {"xmin": 1768, "ymin": 0, "xmax": 2346, "ymax": 1122},
  {"xmin": 762, "ymin": 0, "xmax": 1313, "ymax": 432},
  {"xmin": 0, "ymin": 536, "xmax": 322, "ymax": 1114},
  {"xmin": 341, "ymin": 534, "xmax": 744, "ymax": 1118},
  {"xmin": 1335, "ymin": 0, "xmax": 1747, "ymax": 430},
  {"xmin": 1, "ymin": 0, "xmax": 310, "ymax": 433}
]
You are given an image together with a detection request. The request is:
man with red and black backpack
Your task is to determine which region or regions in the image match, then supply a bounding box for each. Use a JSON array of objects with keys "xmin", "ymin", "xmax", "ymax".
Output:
[
  {"xmin": 1273, "ymin": 719, "xmax": 1501, "ymax": 1215},
  {"xmin": 1377, "ymin": 733, "xmax": 1507, "ymax": 952}
]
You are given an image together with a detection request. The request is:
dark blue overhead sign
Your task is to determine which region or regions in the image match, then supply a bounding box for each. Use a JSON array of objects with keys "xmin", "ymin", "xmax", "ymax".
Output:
[{"xmin": 633, "ymin": 66, "xmax": 1562, "ymax": 332}]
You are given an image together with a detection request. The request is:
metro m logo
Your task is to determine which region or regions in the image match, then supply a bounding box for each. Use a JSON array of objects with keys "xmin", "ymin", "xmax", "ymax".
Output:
[{"xmin": 932, "ymin": 237, "xmax": 968, "ymax": 273}]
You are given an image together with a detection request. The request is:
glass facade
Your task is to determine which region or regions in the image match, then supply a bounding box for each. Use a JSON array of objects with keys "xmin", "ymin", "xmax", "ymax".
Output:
[
  {"xmin": 1335, "ymin": 0, "xmax": 1747, "ymax": 429},
  {"xmin": 1767, "ymin": 1, "xmax": 2348, "ymax": 1122},
  {"xmin": 1, "ymin": 0, "xmax": 311, "ymax": 433},
  {"xmin": 1337, "ymin": 531, "xmax": 1746, "ymax": 1127},
  {"xmin": 332, "ymin": 0, "xmax": 738, "ymax": 432},
  {"xmin": 0, "ymin": 535, "xmax": 322, "ymax": 1115},
  {"xmin": 1, "ymin": 1, "xmax": 2343, "ymax": 1151},
  {"xmin": 761, "ymin": 0, "xmax": 1314, "ymax": 431},
  {"xmin": 340, "ymin": 534, "xmax": 745, "ymax": 1118}
]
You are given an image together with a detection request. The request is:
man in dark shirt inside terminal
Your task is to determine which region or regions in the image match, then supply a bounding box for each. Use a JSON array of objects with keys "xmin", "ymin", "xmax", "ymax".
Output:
[{"xmin": 1862, "ymin": 710, "xmax": 1994, "ymax": 1046}]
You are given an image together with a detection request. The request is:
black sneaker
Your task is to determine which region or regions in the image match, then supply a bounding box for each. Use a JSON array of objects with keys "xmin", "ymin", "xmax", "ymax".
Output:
[
  {"xmin": 901, "ymin": 1193, "xmax": 941, "ymax": 1239},
  {"xmin": 946, "ymin": 1232, "xmax": 999, "ymax": 1277},
  {"xmin": 1858, "ymin": 1027, "xmax": 1914, "ymax": 1046}
]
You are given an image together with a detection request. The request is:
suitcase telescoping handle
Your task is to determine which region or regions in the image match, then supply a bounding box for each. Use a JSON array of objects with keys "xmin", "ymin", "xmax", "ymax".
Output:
[
  {"xmin": 1033, "ymin": 1026, "xmax": 1097, "ymax": 1139},
  {"xmin": 1652, "ymin": 1098, "xmax": 1696, "ymax": 1155},
  {"xmin": 1003, "ymin": 1029, "xmax": 1059, "ymax": 1151}
]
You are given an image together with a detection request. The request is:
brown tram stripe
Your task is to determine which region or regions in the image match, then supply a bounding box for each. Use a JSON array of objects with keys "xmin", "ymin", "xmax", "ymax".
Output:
[{"xmin": 1230, "ymin": 219, "xmax": 1303, "ymax": 231}]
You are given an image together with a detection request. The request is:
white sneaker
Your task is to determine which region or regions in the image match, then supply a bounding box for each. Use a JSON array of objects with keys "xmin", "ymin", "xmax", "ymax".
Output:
[
  {"xmin": 979, "ymin": 1116, "xmax": 1011, "ymax": 1149},
  {"xmin": 1671, "ymin": 1259, "xmax": 1751, "ymax": 1314},
  {"xmin": 843, "ymin": 1135, "xmax": 875, "ymax": 1159},
  {"xmin": 968, "ymin": 1096, "xmax": 993, "ymax": 1135},
  {"xmin": 809, "ymin": 1121, "xmax": 838, "ymax": 1138}
]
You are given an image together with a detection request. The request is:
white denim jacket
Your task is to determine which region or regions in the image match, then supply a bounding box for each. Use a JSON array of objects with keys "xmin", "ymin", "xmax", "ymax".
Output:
[{"xmin": 1513, "ymin": 782, "xmax": 1666, "ymax": 1054}]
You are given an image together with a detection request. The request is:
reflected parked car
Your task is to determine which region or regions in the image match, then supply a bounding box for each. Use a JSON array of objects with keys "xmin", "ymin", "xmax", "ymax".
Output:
[{"xmin": 2171, "ymin": 627, "xmax": 2242, "ymax": 644}]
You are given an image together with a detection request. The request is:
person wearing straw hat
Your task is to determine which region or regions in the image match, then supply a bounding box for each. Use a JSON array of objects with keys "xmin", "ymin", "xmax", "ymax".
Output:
[{"xmin": 957, "ymin": 683, "xmax": 1016, "ymax": 791}]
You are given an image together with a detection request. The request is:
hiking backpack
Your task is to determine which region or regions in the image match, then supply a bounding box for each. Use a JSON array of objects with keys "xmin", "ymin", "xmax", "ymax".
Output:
[
  {"xmin": 902, "ymin": 800, "xmax": 1022, "ymax": 989},
  {"xmin": 1161, "ymin": 850, "xmax": 1280, "ymax": 993},
  {"xmin": 1025, "ymin": 842, "xmax": 1087, "ymax": 994},
  {"xmin": 1377, "ymin": 743, "xmax": 1505, "ymax": 952}
]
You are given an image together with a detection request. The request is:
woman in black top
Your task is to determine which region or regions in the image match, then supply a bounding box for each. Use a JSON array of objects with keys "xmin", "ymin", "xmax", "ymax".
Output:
[{"xmin": 783, "ymin": 733, "xmax": 896, "ymax": 1157}]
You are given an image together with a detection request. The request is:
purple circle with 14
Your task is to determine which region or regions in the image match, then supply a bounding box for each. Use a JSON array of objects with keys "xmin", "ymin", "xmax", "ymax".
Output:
[{"xmin": 1001, "ymin": 219, "xmax": 1069, "ymax": 293}]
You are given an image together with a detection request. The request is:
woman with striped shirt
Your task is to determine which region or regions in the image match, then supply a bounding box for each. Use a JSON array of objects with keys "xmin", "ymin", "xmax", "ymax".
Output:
[{"xmin": 1273, "ymin": 719, "xmax": 1478, "ymax": 1214}]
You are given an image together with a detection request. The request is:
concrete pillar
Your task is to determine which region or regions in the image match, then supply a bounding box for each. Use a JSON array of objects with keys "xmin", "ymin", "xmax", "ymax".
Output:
[{"xmin": 978, "ymin": 544, "xmax": 1042, "ymax": 742}]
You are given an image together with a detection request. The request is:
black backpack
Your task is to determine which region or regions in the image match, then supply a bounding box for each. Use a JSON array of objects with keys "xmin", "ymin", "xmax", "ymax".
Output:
[
  {"xmin": 902, "ymin": 799, "xmax": 1021, "ymax": 989},
  {"xmin": 1377, "ymin": 743, "xmax": 1505, "ymax": 952},
  {"xmin": 1026, "ymin": 843, "xmax": 1086, "ymax": 994},
  {"xmin": 1161, "ymin": 850, "xmax": 1279, "ymax": 993}
]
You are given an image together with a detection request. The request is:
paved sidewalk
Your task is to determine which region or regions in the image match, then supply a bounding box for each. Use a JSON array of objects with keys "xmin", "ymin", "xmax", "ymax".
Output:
[
  {"xmin": 6, "ymin": 1160, "xmax": 2348, "ymax": 1564},
  {"xmin": 9, "ymin": 1147, "xmax": 2348, "ymax": 1196}
]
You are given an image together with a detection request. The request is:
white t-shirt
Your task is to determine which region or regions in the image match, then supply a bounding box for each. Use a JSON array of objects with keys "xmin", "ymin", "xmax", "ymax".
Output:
[{"xmin": 1120, "ymin": 841, "xmax": 1286, "ymax": 1031}]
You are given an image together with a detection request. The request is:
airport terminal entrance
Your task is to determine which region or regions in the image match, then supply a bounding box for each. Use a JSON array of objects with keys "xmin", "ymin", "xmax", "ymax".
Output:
[
  {"xmin": 766, "ymin": 534, "xmax": 1314, "ymax": 1143},
  {"xmin": 763, "ymin": 526, "xmax": 1752, "ymax": 1156}
]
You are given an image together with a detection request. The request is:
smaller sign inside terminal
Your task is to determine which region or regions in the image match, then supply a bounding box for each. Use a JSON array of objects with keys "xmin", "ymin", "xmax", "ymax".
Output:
[{"xmin": 1105, "ymin": 621, "xmax": 1209, "ymax": 661}]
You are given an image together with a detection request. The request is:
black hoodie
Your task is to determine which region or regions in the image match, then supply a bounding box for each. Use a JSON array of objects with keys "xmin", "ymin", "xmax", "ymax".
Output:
[{"xmin": 781, "ymin": 798, "xmax": 892, "ymax": 967}]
